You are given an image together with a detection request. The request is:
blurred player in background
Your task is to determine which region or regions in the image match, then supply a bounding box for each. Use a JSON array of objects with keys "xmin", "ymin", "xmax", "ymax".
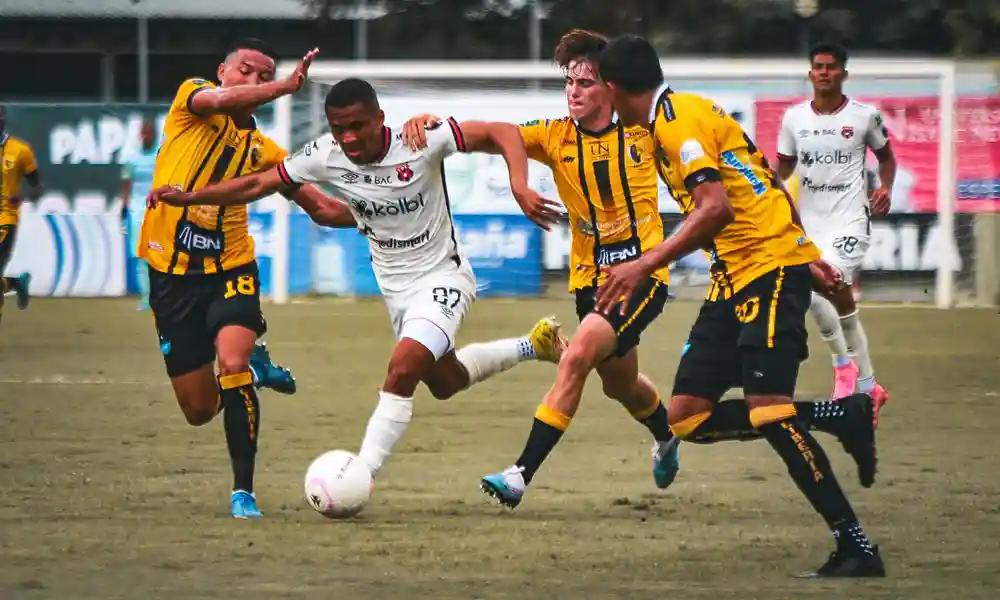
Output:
[
  {"xmin": 120, "ymin": 119, "xmax": 159, "ymax": 311},
  {"xmin": 0, "ymin": 105, "xmax": 42, "ymax": 326},
  {"xmin": 597, "ymin": 35, "xmax": 883, "ymax": 578},
  {"xmin": 149, "ymin": 78, "xmax": 563, "ymax": 494},
  {"xmin": 776, "ymin": 43, "xmax": 893, "ymax": 419},
  {"xmin": 404, "ymin": 29, "xmax": 680, "ymax": 507},
  {"xmin": 141, "ymin": 39, "xmax": 352, "ymax": 519}
]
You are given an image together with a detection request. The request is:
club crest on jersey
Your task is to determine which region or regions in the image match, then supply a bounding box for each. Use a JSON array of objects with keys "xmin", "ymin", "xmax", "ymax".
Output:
[
  {"xmin": 250, "ymin": 145, "xmax": 262, "ymax": 168},
  {"xmin": 842, "ymin": 126, "xmax": 855, "ymax": 139},
  {"xmin": 629, "ymin": 144, "xmax": 643, "ymax": 163},
  {"xmin": 397, "ymin": 163, "xmax": 414, "ymax": 182}
]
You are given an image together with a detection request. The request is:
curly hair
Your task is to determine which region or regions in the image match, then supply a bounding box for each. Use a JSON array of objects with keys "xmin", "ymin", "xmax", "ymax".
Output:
[{"xmin": 553, "ymin": 29, "xmax": 609, "ymax": 70}]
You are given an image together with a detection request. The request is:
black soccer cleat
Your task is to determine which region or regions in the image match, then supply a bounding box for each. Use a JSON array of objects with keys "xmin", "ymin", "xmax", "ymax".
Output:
[
  {"xmin": 838, "ymin": 393, "xmax": 878, "ymax": 488},
  {"xmin": 796, "ymin": 546, "xmax": 886, "ymax": 578}
]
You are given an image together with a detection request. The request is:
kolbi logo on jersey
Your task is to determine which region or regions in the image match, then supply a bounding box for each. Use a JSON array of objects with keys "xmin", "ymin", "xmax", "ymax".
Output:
[
  {"xmin": 800, "ymin": 150, "xmax": 852, "ymax": 167},
  {"xmin": 350, "ymin": 193, "xmax": 425, "ymax": 219}
]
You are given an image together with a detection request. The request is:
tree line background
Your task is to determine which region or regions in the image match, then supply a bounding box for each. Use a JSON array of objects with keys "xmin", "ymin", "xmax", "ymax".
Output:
[{"xmin": 307, "ymin": 0, "xmax": 1000, "ymax": 58}]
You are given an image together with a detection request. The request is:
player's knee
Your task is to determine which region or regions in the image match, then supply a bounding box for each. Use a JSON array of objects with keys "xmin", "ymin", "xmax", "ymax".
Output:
[
  {"xmin": 176, "ymin": 395, "xmax": 217, "ymax": 426},
  {"xmin": 666, "ymin": 395, "xmax": 710, "ymax": 428},
  {"xmin": 558, "ymin": 342, "xmax": 600, "ymax": 381},
  {"xmin": 426, "ymin": 380, "xmax": 458, "ymax": 401},
  {"xmin": 601, "ymin": 377, "xmax": 635, "ymax": 403},
  {"xmin": 384, "ymin": 359, "xmax": 424, "ymax": 395},
  {"xmin": 216, "ymin": 352, "xmax": 250, "ymax": 376}
]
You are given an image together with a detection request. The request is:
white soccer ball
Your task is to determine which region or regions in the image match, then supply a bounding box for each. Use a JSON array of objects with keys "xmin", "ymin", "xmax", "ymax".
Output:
[{"xmin": 304, "ymin": 450, "xmax": 373, "ymax": 519}]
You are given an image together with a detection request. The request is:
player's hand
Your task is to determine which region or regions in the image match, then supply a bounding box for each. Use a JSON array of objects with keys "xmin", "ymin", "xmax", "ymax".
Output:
[
  {"xmin": 595, "ymin": 258, "xmax": 652, "ymax": 316},
  {"xmin": 281, "ymin": 48, "xmax": 320, "ymax": 94},
  {"xmin": 869, "ymin": 186, "xmax": 891, "ymax": 216},
  {"xmin": 402, "ymin": 114, "xmax": 442, "ymax": 151},
  {"xmin": 147, "ymin": 185, "xmax": 187, "ymax": 208},
  {"xmin": 809, "ymin": 259, "xmax": 844, "ymax": 295},
  {"xmin": 511, "ymin": 186, "xmax": 562, "ymax": 231}
]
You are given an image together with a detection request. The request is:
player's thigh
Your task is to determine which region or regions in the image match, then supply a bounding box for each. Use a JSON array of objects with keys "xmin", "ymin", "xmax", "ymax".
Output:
[
  {"xmin": 671, "ymin": 297, "xmax": 742, "ymax": 404},
  {"xmin": 205, "ymin": 262, "xmax": 267, "ymax": 368},
  {"xmin": 734, "ymin": 264, "xmax": 812, "ymax": 399},
  {"xmin": 148, "ymin": 266, "xmax": 217, "ymax": 378},
  {"xmin": 397, "ymin": 267, "xmax": 477, "ymax": 359},
  {"xmin": 575, "ymin": 277, "xmax": 668, "ymax": 360},
  {"xmin": 817, "ymin": 229, "xmax": 870, "ymax": 286},
  {"xmin": 0, "ymin": 225, "xmax": 17, "ymax": 273}
]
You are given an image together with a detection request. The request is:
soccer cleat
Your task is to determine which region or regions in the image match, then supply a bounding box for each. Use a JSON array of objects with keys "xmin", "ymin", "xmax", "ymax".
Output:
[
  {"xmin": 15, "ymin": 273, "xmax": 31, "ymax": 310},
  {"xmin": 837, "ymin": 393, "xmax": 878, "ymax": 488},
  {"xmin": 870, "ymin": 382, "xmax": 890, "ymax": 429},
  {"xmin": 796, "ymin": 546, "xmax": 886, "ymax": 578},
  {"xmin": 230, "ymin": 490, "xmax": 263, "ymax": 519},
  {"xmin": 480, "ymin": 466, "xmax": 526, "ymax": 508},
  {"xmin": 249, "ymin": 341, "xmax": 297, "ymax": 395},
  {"xmin": 528, "ymin": 316, "xmax": 568, "ymax": 364},
  {"xmin": 832, "ymin": 360, "xmax": 860, "ymax": 400},
  {"xmin": 652, "ymin": 438, "xmax": 680, "ymax": 489}
]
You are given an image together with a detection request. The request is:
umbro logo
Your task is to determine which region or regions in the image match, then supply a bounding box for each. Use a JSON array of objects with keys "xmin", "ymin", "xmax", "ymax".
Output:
[{"xmin": 341, "ymin": 172, "xmax": 359, "ymax": 184}]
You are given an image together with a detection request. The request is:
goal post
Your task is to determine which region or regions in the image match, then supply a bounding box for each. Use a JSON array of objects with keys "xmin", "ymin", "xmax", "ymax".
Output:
[{"xmin": 272, "ymin": 57, "xmax": 961, "ymax": 308}]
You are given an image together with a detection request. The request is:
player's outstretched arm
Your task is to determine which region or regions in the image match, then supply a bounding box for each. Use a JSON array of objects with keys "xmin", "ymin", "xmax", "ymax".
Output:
[
  {"xmin": 460, "ymin": 121, "xmax": 561, "ymax": 229},
  {"xmin": 189, "ymin": 49, "xmax": 319, "ymax": 116},
  {"xmin": 285, "ymin": 185, "xmax": 357, "ymax": 228},
  {"xmin": 148, "ymin": 168, "xmax": 287, "ymax": 208}
]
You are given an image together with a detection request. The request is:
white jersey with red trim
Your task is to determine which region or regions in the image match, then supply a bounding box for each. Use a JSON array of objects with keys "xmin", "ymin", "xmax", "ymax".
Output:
[
  {"xmin": 777, "ymin": 97, "xmax": 890, "ymax": 233},
  {"xmin": 280, "ymin": 119, "xmax": 469, "ymax": 294}
]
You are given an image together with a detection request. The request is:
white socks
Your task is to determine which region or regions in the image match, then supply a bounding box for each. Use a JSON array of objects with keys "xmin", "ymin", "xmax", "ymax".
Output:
[
  {"xmin": 809, "ymin": 293, "xmax": 851, "ymax": 367},
  {"xmin": 456, "ymin": 337, "xmax": 535, "ymax": 387},
  {"xmin": 358, "ymin": 391, "xmax": 413, "ymax": 476},
  {"xmin": 840, "ymin": 310, "xmax": 876, "ymax": 391}
]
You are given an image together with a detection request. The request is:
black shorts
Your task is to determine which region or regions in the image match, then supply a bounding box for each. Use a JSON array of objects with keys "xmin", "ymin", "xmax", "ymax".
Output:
[
  {"xmin": 148, "ymin": 261, "xmax": 267, "ymax": 377},
  {"xmin": 672, "ymin": 264, "xmax": 811, "ymax": 401},
  {"xmin": 0, "ymin": 225, "xmax": 17, "ymax": 272},
  {"xmin": 575, "ymin": 277, "xmax": 668, "ymax": 359}
]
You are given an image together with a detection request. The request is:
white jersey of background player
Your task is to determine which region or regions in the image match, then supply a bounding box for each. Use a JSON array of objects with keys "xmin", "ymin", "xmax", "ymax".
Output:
[
  {"xmin": 777, "ymin": 44, "xmax": 895, "ymax": 419},
  {"xmin": 152, "ymin": 78, "xmax": 568, "ymax": 485}
]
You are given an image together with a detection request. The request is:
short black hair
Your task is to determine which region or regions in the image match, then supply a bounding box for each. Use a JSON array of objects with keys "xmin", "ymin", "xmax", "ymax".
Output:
[
  {"xmin": 325, "ymin": 78, "xmax": 380, "ymax": 110},
  {"xmin": 597, "ymin": 35, "xmax": 664, "ymax": 93},
  {"xmin": 809, "ymin": 42, "xmax": 848, "ymax": 67},
  {"xmin": 226, "ymin": 38, "xmax": 279, "ymax": 61}
]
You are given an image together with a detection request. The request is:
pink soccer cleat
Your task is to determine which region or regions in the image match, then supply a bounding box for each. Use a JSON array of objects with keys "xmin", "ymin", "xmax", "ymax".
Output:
[
  {"xmin": 870, "ymin": 382, "xmax": 890, "ymax": 429},
  {"xmin": 833, "ymin": 360, "xmax": 860, "ymax": 400}
]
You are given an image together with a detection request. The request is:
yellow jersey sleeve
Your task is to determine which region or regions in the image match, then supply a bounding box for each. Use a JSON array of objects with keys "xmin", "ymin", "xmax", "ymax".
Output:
[
  {"xmin": 517, "ymin": 119, "xmax": 554, "ymax": 165},
  {"xmin": 257, "ymin": 134, "xmax": 289, "ymax": 171},
  {"xmin": 655, "ymin": 108, "xmax": 723, "ymax": 192},
  {"xmin": 169, "ymin": 78, "xmax": 217, "ymax": 127},
  {"xmin": 17, "ymin": 142, "xmax": 38, "ymax": 175}
]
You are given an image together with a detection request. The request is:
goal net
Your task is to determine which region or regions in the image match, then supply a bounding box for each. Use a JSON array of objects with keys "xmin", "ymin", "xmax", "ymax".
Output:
[{"xmin": 268, "ymin": 58, "xmax": 998, "ymax": 308}]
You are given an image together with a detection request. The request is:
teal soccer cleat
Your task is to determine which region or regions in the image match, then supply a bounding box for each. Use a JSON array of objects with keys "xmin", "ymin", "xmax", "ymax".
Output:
[
  {"xmin": 15, "ymin": 272, "xmax": 31, "ymax": 310},
  {"xmin": 249, "ymin": 341, "xmax": 296, "ymax": 395},
  {"xmin": 652, "ymin": 438, "xmax": 680, "ymax": 489},
  {"xmin": 480, "ymin": 466, "xmax": 526, "ymax": 509},
  {"xmin": 230, "ymin": 490, "xmax": 262, "ymax": 519}
]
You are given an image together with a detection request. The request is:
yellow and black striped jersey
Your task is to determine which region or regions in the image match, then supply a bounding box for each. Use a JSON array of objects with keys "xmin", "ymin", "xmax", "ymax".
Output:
[
  {"xmin": 519, "ymin": 117, "xmax": 669, "ymax": 292},
  {"xmin": 139, "ymin": 78, "xmax": 287, "ymax": 275},
  {"xmin": 0, "ymin": 136, "xmax": 39, "ymax": 227}
]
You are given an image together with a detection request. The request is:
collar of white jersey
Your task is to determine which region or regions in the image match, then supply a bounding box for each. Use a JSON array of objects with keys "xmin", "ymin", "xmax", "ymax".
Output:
[{"xmin": 649, "ymin": 82, "xmax": 671, "ymax": 123}]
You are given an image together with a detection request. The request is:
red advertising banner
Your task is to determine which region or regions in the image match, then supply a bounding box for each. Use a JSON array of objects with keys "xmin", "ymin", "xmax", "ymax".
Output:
[{"xmin": 755, "ymin": 97, "xmax": 1000, "ymax": 213}]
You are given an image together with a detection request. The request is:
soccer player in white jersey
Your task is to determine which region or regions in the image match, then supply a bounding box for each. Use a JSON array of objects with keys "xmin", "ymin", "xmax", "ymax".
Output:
[
  {"xmin": 148, "ymin": 78, "xmax": 567, "ymax": 484},
  {"xmin": 776, "ymin": 43, "xmax": 894, "ymax": 422}
]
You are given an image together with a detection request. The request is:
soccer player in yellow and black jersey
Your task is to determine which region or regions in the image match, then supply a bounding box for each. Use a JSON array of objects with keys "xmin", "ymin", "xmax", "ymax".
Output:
[
  {"xmin": 597, "ymin": 35, "xmax": 884, "ymax": 578},
  {"xmin": 143, "ymin": 39, "xmax": 355, "ymax": 519},
  {"xmin": 0, "ymin": 105, "xmax": 42, "ymax": 326},
  {"xmin": 401, "ymin": 30, "xmax": 679, "ymax": 506}
]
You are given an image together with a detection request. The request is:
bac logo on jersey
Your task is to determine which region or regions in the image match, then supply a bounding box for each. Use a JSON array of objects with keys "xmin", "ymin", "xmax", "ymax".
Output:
[
  {"xmin": 397, "ymin": 163, "xmax": 414, "ymax": 182},
  {"xmin": 841, "ymin": 126, "xmax": 855, "ymax": 139},
  {"xmin": 364, "ymin": 175, "xmax": 394, "ymax": 185}
]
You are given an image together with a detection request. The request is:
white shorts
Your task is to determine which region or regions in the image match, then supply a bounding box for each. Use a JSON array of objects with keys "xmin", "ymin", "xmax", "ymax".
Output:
[
  {"xmin": 383, "ymin": 262, "xmax": 477, "ymax": 358},
  {"xmin": 814, "ymin": 226, "xmax": 871, "ymax": 285}
]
